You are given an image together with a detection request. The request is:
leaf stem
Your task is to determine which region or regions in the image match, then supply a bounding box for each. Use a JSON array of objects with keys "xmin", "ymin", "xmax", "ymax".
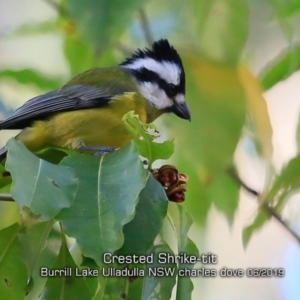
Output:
[
  {"xmin": 0, "ymin": 193, "xmax": 14, "ymax": 202},
  {"xmin": 228, "ymin": 167, "xmax": 300, "ymax": 244}
]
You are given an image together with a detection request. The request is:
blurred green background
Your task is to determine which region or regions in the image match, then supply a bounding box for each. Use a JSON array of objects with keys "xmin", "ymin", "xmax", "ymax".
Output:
[{"xmin": 1, "ymin": 0, "xmax": 300, "ymax": 299}]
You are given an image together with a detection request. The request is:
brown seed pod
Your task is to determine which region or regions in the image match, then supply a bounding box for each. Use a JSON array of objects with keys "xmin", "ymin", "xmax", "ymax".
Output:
[
  {"xmin": 151, "ymin": 169, "xmax": 159, "ymax": 180},
  {"xmin": 167, "ymin": 186, "xmax": 187, "ymax": 203},
  {"xmin": 157, "ymin": 165, "xmax": 179, "ymax": 187},
  {"xmin": 151, "ymin": 165, "xmax": 189, "ymax": 203},
  {"xmin": 178, "ymin": 173, "xmax": 188, "ymax": 185}
]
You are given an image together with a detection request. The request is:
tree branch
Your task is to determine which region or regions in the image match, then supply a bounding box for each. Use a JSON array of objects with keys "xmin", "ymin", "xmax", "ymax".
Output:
[
  {"xmin": 139, "ymin": 9, "xmax": 154, "ymax": 46},
  {"xmin": 0, "ymin": 194, "xmax": 14, "ymax": 202},
  {"xmin": 227, "ymin": 168, "xmax": 259, "ymax": 197},
  {"xmin": 261, "ymin": 202, "xmax": 300, "ymax": 244},
  {"xmin": 228, "ymin": 167, "xmax": 300, "ymax": 244}
]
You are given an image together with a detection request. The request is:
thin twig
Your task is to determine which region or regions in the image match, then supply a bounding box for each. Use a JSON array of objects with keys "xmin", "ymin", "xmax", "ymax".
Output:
[
  {"xmin": 139, "ymin": 9, "xmax": 154, "ymax": 46},
  {"xmin": 262, "ymin": 203, "xmax": 300, "ymax": 244},
  {"xmin": 0, "ymin": 194, "xmax": 14, "ymax": 202},
  {"xmin": 227, "ymin": 168, "xmax": 259, "ymax": 197},
  {"xmin": 227, "ymin": 167, "xmax": 300, "ymax": 244}
]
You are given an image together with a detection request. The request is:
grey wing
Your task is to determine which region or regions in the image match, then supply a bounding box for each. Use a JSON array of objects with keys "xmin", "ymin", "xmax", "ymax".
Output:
[{"xmin": 0, "ymin": 85, "xmax": 112, "ymax": 129}]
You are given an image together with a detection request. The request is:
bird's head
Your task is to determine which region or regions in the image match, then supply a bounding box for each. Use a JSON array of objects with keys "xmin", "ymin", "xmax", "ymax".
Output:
[{"xmin": 120, "ymin": 39, "xmax": 191, "ymax": 121}]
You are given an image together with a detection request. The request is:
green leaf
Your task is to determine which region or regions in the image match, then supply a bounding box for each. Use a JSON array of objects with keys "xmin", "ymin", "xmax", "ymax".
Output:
[
  {"xmin": 269, "ymin": 0, "xmax": 300, "ymax": 17},
  {"xmin": 260, "ymin": 44, "xmax": 300, "ymax": 90},
  {"xmin": 176, "ymin": 237, "xmax": 198, "ymax": 300},
  {"xmin": 57, "ymin": 142, "xmax": 147, "ymax": 264},
  {"xmin": 166, "ymin": 203, "xmax": 199, "ymax": 300},
  {"xmin": 23, "ymin": 224, "xmax": 62, "ymax": 300},
  {"xmin": 35, "ymin": 148, "xmax": 69, "ymax": 165},
  {"xmin": 0, "ymin": 164, "xmax": 12, "ymax": 192},
  {"xmin": 267, "ymin": 154, "xmax": 300, "ymax": 209},
  {"xmin": 268, "ymin": 0, "xmax": 296, "ymax": 53},
  {"xmin": 0, "ymin": 202, "xmax": 19, "ymax": 232},
  {"xmin": 19, "ymin": 221, "xmax": 54, "ymax": 277},
  {"xmin": 5, "ymin": 139, "xmax": 78, "ymax": 220},
  {"xmin": 0, "ymin": 169, "xmax": 18, "ymax": 229},
  {"xmin": 125, "ymin": 238, "xmax": 177, "ymax": 300},
  {"xmin": 173, "ymin": 58, "xmax": 246, "ymax": 178},
  {"xmin": 171, "ymin": 158, "xmax": 212, "ymax": 226},
  {"xmin": 64, "ymin": 36, "xmax": 119, "ymax": 76},
  {"xmin": 79, "ymin": 257, "xmax": 100, "ymax": 296},
  {"xmin": 191, "ymin": 0, "xmax": 249, "ymax": 65},
  {"xmin": 64, "ymin": 36, "xmax": 95, "ymax": 76},
  {"xmin": 239, "ymin": 66, "xmax": 273, "ymax": 159},
  {"xmin": 208, "ymin": 173, "xmax": 239, "ymax": 225},
  {"xmin": 123, "ymin": 111, "xmax": 174, "ymax": 165},
  {"xmin": 0, "ymin": 69, "xmax": 62, "ymax": 91},
  {"xmin": 62, "ymin": 0, "xmax": 147, "ymax": 49},
  {"xmin": 0, "ymin": 223, "xmax": 27, "ymax": 300},
  {"xmin": 117, "ymin": 175, "xmax": 168, "ymax": 255},
  {"xmin": 99, "ymin": 276, "xmax": 128, "ymax": 300},
  {"xmin": 9, "ymin": 21, "xmax": 58, "ymax": 36},
  {"xmin": 242, "ymin": 210, "xmax": 270, "ymax": 248},
  {"xmin": 141, "ymin": 240, "xmax": 177, "ymax": 300},
  {"xmin": 41, "ymin": 233, "xmax": 93, "ymax": 299}
]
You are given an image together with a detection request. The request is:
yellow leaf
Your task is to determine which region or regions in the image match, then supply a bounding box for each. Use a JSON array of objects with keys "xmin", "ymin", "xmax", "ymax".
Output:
[{"xmin": 238, "ymin": 66, "xmax": 273, "ymax": 159}]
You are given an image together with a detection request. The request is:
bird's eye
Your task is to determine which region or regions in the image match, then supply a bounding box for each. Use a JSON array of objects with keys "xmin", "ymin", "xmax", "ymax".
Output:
[{"xmin": 167, "ymin": 84, "xmax": 177, "ymax": 97}]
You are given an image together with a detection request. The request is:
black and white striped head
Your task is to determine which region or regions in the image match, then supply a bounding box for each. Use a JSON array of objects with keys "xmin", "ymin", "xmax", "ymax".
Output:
[{"xmin": 121, "ymin": 39, "xmax": 190, "ymax": 121}]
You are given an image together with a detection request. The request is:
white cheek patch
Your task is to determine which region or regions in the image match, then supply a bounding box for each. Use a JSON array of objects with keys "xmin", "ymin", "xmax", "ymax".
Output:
[
  {"xmin": 138, "ymin": 82, "xmax": 173, "ymax": 110},
  {"xmin": 174, "ymin": 94, "xmax": 185, "ymax": 104},
  {"xmin": 125, "ymin": 58, "xmax": 181, "ymax": 85}
]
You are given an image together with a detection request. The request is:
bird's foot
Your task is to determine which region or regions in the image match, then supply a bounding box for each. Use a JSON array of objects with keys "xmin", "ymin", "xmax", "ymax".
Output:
[{"xmin": 77, "ymin": 142, "xmax": 115, "ymax": 156}]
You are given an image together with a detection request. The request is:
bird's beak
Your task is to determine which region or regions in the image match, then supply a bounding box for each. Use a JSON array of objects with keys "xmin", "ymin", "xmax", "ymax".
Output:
[{"xmin": 173, "ymin": 100, "xmax": 191, "ymax": 121}]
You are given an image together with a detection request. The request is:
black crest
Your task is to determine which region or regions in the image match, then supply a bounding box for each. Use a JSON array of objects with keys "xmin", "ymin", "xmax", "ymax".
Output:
[{"xmin": 121, "ymin": 39, "xmax": 183, "ymax": 68}]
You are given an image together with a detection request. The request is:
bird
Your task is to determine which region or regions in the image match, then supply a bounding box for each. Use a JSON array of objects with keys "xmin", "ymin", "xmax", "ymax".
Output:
[{"xmin": 0, "ymin": 39, "xmax": 190, "ymax": 160}]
